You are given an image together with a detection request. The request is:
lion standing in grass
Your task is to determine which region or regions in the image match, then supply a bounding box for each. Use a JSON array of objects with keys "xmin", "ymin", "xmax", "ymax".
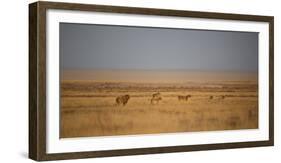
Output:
[
  {"xmin": 116, "ymin": 95, "xmax": 130, "ymax": 106},
  {"xmin": 151, "ymin": 92, "xmax": 162, "ymax": 104},
  {"xmin": 178, "ymin": 95, "xmax": 191, "ymax": 101}
]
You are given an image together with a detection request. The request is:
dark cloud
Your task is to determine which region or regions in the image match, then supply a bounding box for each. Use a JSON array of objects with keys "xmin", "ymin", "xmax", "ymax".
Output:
[{"xmin": 60, "ymin": 23, "xmax": 258, "ymax": 72}]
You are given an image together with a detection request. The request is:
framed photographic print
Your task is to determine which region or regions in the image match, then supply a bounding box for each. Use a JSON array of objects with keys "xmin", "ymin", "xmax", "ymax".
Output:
[{"xmin": 29, "ymin": 1, "xmax": 274, "ymax": 161}]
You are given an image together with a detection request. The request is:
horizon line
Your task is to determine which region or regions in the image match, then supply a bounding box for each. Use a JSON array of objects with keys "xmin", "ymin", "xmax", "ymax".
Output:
[{"xmin": 61, "ymin": 68, "xmax": 258, "ymax": 73}]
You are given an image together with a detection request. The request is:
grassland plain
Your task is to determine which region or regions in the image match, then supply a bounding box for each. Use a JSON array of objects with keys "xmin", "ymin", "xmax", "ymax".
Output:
[{"xmin": 60, "ymin": 70, "xmax": 258, "ymax": 138}]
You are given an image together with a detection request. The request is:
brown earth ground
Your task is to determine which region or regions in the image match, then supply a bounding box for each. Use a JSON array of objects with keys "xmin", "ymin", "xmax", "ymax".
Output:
[{"xmin": 60, "ymin": 70, "xmax": 258, "ymax": 138}]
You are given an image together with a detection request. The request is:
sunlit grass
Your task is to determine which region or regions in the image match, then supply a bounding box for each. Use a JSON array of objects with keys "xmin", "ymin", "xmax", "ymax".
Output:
[{"xmin": 60, "ymin": 80, "xmax": 258, "ymax": 138}]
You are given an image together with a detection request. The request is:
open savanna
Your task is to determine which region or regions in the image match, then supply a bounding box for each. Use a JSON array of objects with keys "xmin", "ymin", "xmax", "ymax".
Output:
[{"xmin": 60, "ymin": 70, "xmax": 258, "ymax": 138}]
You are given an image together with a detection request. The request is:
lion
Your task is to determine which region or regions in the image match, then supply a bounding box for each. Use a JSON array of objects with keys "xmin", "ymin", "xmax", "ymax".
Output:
[
  {"xmin": 178, "ymin": 95, "xmax": 191, "ymax": 101},
  {"xmin": 151, "ymin": 92, "xmax": 162, "ymax": 104},
  {"xmin": 116, "ymin": 94, "xmax": 130, "ymax": 106}
]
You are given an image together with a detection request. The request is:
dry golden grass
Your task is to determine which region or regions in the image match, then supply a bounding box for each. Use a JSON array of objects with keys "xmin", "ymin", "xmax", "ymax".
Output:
[{"xmin": 60, "ymin": 80, "xmax": 258, "ymax": 138}]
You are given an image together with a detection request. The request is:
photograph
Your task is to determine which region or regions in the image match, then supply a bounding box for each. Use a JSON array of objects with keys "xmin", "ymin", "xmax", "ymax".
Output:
[
  {"xmin": 60, "ymin": 23, "xmax": 259, "ymax": 138},
  {"xmin": 29, "ymin": 1, "xmax": 273, "ymax": 160}
]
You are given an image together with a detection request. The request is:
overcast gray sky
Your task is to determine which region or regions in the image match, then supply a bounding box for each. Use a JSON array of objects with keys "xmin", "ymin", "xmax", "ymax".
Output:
[{"xmin": 60, "ymin": 23, "xmax": 258, "ymax": 72}]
